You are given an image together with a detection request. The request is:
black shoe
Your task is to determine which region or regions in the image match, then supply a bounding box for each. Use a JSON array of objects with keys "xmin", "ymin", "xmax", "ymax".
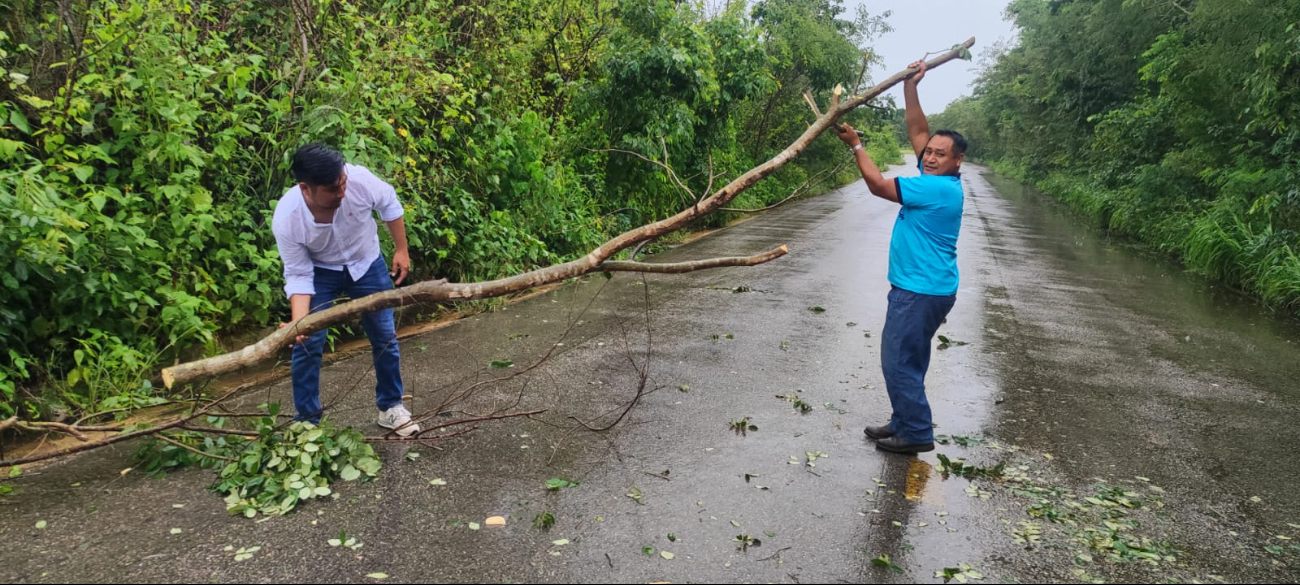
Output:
[
  {"xmin": 875, "ymin": 436, "xmax": 934, "ymax": 454},
  {"xmin": 863, "ymin": 424, "xmax": 896, "ymax": 441}
]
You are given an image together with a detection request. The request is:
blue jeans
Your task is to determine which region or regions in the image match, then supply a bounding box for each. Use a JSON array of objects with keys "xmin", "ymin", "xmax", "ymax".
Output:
[
  {"xmin": 881, "ymin": 286, "xmax": 956, "ymax": 444},
  {"xmin": 291, "ymin": 255, "xmax": 404, "ymax": 423}
]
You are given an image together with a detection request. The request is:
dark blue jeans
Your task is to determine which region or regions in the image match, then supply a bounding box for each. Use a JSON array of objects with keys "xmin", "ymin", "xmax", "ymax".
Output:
[
  {"xmin": 291, "ymin": 255, "xmax": 404, "ymax": 423},
  {"xmin": 881, "ymin": 286, "xmax": 956, "ymax": 444}
]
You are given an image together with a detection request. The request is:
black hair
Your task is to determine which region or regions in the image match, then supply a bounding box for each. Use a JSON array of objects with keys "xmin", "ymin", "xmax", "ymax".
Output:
[
  {"xmin": 290, "ymin": 143, "xmax": 345, "ymax": 186},
  {"xmin": 933, "ymin": 130, "xmax": 968, "ymax": 156}
]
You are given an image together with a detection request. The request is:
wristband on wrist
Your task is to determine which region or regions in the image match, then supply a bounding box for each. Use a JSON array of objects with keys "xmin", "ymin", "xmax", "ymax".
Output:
[{"xmin": 851, "ymin": 143, "xmax": 864, "ymax": 153}]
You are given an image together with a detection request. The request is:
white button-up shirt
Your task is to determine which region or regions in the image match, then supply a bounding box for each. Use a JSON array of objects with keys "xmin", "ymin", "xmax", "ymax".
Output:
[{"xmin": 271, "ymin": 164, "xmax": 404, "ymax": 298}]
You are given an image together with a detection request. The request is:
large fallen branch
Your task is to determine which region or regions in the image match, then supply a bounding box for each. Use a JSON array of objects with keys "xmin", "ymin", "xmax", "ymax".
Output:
[{"xmin": 159, "ymin": 38, "xmax": 973, "ymax": 391}]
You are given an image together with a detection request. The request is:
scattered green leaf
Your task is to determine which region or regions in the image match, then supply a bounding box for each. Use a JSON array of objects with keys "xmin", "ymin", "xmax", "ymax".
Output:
[
  {"xmin": 937, "ymin": 454, "xmax": 1006, "ymax": 480},
  {"xmin": 231, "ymin": 546, "xmax": 261, "ymax": 562},
  {"xmin": 937, "ymin": 335, "xmax": 969, "ymax": 350},
  {"xmin": 545, "ymin": 477, "xmax": 579, "ymax": 490},
  {"xmin": 728, "ymin": 417, "xmax": 758, "ymax": 436},
  {"xmin": 872, "ymin": 554, "xmax": 903, "ymax": 573},
  {"xmin": 734, "ymin": 534, "xmax": 761, "ymax": 552}
]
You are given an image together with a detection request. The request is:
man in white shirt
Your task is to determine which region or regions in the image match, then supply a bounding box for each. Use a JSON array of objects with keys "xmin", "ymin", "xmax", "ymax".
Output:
[{"xmin": 272, "ymin": 143, "xmax": 419, "ymax": 436}]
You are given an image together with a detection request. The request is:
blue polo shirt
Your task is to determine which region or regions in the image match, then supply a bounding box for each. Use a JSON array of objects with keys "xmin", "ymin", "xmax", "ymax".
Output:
[{"xmin": 888, "ymin": 160, "xmax": 964, "ymax": 296}]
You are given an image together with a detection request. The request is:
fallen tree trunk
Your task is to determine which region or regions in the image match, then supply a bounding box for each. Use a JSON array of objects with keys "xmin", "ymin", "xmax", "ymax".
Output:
[{"xmin": 160, "ymin": 38, "xmax": 974, "ymax": 390}]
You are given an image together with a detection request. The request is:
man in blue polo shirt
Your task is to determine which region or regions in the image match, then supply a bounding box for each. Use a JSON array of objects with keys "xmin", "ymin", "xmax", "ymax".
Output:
[{"xmin": 835, "ymin": 58, "xmax": 966, "ymax": 454}]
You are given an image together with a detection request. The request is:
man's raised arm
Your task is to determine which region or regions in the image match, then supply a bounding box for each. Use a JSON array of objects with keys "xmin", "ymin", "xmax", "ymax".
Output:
[{"xmin": 904, "ymin": 59, "xmax": 930, "ymax": 158}]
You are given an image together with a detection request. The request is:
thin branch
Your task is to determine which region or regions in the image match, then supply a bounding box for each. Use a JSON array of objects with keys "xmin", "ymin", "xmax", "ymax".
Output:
[
  {"xmin": 759, "ymin": 547, "xmax": 793, "ymax": 562},
  {"xmin": 920, "ymin": 47, "xmax": 954, "ymax": 61},
  {"xmin": 853, "ymin": 53, "xmax": 872, "ymax": 94},
  {"xmin": 598, "ymin": 207, "xmax": 641, "ymax": 220},
  {"xmin": 722, "ymin": 156, "xmax": 853, "ymax": 214},
  {"xmin": 452, "ymin": 368, "xmax": 534, "ymax": 419},
  {"xmin": 56, "ymin": 0, "xmax": 83, "ymax": 53},
  {"xmin": 696, "ymin": 151, "xmax": 716, "ymax": 216},
  {"xmin": 406, "ymin": 276, "xmax": 613, "ymax": 432},
  {"xmin": 291, "ymin": 6, "xmax": 312, "ymax": 98},
  {"xmin": 18, "ymin": 421, "xmax": 89, "ymax": 442},
  {"xmin": 364, "ymin": 426, "xmax": 478, "ymax": 443},
  {"xmin": 71, "ymin": 407, "xmax": 135, "ymax": 427},
  {"xmin": 803, "ymin": 90, "xmax": 823, "ymax": 118},
  {"xmin": 568, "ymin": 273, "xmax": 655, "ymax": 433},
  {"xmin": 61, "ymin": 425, "xmax": 124, "ymax": 432},
  {"xmin": 599, "ymin": 246, "xmax": 788, "ymax": 274},
  {"xmin": 596, "ymin": 147, "xmax": 696, "ymax": 200},
  {"xmin": 208, "ymin": 411, "xmax": 295, "ymax": 419},
  {"xmin": 406, "ymin": 409, "xmax": 546, "ymax": 440},
  {"xmin": 176, "ymin": 425, "xmax": 261, "ymax": 437},
  {"xmin": 156, "ymin": 434, "xmax": 237, "ymax": 463},
  {"xmin": 629, "ymin": 236, "xmax": 657, "ymax": 262}
]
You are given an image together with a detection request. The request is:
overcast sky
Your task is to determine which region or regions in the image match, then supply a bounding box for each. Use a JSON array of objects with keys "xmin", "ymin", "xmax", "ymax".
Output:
[{"xmin": 850, "ymin": 0, "xmax": 1020, "ymax": 113}]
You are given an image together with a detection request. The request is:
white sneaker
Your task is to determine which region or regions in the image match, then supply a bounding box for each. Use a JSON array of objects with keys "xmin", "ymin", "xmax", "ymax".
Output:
[{"xmin": 378, "ymin": 405, "xmax": 421, "ymax": 437}]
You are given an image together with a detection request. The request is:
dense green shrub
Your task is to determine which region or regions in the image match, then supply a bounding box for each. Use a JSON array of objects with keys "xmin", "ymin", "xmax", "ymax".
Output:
[{"xmin": 932, "ymin": 0, "xmax": 1300, "ymax": 313}]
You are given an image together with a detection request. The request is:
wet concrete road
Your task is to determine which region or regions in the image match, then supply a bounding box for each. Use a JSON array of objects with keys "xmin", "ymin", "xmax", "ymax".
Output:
[{"xmin": 3, "ymin": 159, "xmax": 1299, "ymax": 583}]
